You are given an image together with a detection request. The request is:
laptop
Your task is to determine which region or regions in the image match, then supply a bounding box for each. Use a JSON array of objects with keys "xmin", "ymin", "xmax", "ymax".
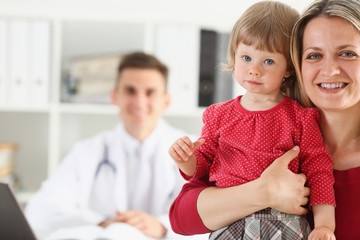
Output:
[{"xmin": 0, "ymin": 183, "xmax": 37, "ymax": 240}]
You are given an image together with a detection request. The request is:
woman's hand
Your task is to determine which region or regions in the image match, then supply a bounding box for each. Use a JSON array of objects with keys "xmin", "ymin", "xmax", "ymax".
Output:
[
  {"xmin": 260, "ymin": 146, "xmax": 310, "ymax": 215},
  {"xmin": 197, "ymin": 146, "xmax": 309, "ymax": 231}
]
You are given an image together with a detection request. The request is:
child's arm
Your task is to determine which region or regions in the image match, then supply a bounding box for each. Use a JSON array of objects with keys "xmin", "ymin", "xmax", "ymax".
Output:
[
  {"xmin": 168, "ymin": 136, "xmax": 205, "ymax": 177},
  {"xmin": 308, "ymin": 204, "xmax": 336, "ymax": 240}
]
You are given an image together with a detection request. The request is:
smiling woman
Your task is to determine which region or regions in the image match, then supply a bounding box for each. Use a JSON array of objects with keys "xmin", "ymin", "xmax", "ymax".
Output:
[
  {"xmin": 300, "ymin": 16, "xmax": 360, "ymax": 111},
  {"xmin": 290, "ymin": 0, "xmax": 360, "ymax": 238},
  {"xmin": 169, "ymin": 0, "xmax": 360, "ymax": 240}
]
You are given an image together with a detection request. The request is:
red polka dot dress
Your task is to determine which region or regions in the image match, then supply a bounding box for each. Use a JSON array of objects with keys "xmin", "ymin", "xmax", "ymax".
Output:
[{"xmin": 192, "ymin": 95, "xmax": 335, "ymax": 207}]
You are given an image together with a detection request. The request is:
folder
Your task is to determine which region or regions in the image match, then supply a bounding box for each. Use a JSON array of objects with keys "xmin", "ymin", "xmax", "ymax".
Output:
[
  {"xmin": 9, "ymin": 19, "xmax": 30, "ymax": 105},
  {"xmin": 0, "ymin": 19, "xmax": 8, "ymax": 105},
  {"xmin": 29, "ymin": 20, "xmax": 50, "ymax": 105},
  {"xmin": 198, "ymin": 29, "xmax": 217, "ymax": 107},
  {"xmin": 154, "ymin": 25, "xmax": 200, "ymax": 113}
]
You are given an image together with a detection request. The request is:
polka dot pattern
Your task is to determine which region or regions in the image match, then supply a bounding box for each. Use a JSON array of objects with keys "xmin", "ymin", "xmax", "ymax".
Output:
[{"xmin": 193, "ymin": 96, "xmax": 336, "ymax": 207}]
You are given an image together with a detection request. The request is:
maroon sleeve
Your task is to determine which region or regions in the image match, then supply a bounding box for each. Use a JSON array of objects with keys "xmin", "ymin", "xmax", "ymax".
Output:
[{"xmin": 169, "ymin": 176, "xmax": 215, "ymax": 235}]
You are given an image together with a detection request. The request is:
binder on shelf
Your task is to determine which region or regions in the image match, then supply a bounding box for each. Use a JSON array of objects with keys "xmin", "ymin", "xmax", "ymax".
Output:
[
  {"xmin": 198, "ymin": 30, "xmax": 234, "ymax": 107},
  {"xmin": 0, "ymin": 19, "xmax": 8, "ymax": 105},
  {"xmin": 29, "ymin": 20, "xmax": 50, "ymax": 105},
  {"xmin": 154, "ymin": 24, "xmax": 200, "ymax": 113},
  {"xmin": 9, "ymin": 19, "xmax": 30, "ymax": 105},
  {"xmin": 7, "ymin": 19, "xmax": 51, "ymax": 106},
  {"xmin": 198, "ymin": 29, "xmax": 217, "ymax": 107}
]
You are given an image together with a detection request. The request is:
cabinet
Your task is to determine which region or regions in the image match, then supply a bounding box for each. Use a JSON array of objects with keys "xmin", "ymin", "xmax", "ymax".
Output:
[{"xmin": 0, "ymin": 4, "xmax": 226, "ymax": 197}]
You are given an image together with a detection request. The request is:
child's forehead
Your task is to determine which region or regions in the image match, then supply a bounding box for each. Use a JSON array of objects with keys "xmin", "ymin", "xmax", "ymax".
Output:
[{"xmin": 236, "ymin": 41, "xmax": 283, "ymax": 55}]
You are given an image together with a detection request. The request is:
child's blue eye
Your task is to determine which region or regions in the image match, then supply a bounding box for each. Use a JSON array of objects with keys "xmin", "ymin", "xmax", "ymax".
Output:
[
  {"xmin": 265, "ymin": 59, "xmax": 274, "ymax": 65},
  {"xmin": 242, "ymin": 55, "xmax": 251, "ymax": 61}
]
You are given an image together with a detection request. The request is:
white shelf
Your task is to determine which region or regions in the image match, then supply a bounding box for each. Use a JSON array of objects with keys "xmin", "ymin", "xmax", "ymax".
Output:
[
  {"xmin": 58, "ymin": 103, "xmax": 118, "ymax": 115},
  {"xmin": 0, "ymin": 104, "xmax": 50, "ymax": 112},
  {"xmin": 165, "ymin": 107, "xmax": 206, "ymax": 117},
  {"xmin": 58, "ymin": 103, "xmax": 206, "ymax": 117}
]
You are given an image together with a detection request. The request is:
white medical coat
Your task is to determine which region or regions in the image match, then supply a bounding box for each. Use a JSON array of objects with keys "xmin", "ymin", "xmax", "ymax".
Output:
[{"xmin": 25, "ymin": 119, "xmax": 197, "ymax": 239}]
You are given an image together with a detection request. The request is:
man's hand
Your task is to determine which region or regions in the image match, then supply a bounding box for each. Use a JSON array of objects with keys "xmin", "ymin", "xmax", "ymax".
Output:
[
  {"xmin": 100, "ymin": 210, "xmax": 167, "ymax": 239},
  {"xmin": 260, "ymin": 146, "xmax": 310, "ymax": 215},
  {"xmin": 98, "ymin": 218, "xmax": 116, "ymax": 228}
]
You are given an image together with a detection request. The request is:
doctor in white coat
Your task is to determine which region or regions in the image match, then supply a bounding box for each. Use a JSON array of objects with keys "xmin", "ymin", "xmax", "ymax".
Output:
[{"xmin": 25, "ymin": 52, "xmax": 206, "ymax": 240}]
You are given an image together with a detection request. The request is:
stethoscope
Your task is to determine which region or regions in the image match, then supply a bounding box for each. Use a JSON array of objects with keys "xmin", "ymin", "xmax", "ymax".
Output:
[{"xmin": 94, "ymin": 142, "xmax": 117, "ymax": 178}]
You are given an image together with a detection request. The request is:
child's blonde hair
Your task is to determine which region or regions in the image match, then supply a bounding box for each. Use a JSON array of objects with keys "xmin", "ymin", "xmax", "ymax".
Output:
[{"xmin": 226, "ymin": 1, "xmax": 299, "ymax": 96}]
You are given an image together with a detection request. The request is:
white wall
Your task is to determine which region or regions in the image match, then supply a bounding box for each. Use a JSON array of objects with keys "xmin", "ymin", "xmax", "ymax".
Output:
[{"xmin": 0, "ymin": 0, "xmax": 314, "ymax": 31}]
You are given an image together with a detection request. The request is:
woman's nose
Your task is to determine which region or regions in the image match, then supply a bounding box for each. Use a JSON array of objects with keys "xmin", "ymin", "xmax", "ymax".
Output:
[{"xmin": 320, "ymin": 57, "xmax": 340, "ymax": 77}]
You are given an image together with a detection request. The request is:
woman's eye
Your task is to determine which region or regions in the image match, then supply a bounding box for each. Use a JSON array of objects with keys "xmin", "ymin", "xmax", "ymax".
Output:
[
  {"xmin": 264, "ymin": 59, "xmax": 274, "ymax": 65},
  {"xmin": 340, "ymin": 51, "xmax": 356, "ymax": 57},
  {"xmin": 306, "ymin": 53, "xmax": 321, "ymax": 60},
  {"xmin": 242, "ymin": 55, "xmax": 251, "ymax": 61}
]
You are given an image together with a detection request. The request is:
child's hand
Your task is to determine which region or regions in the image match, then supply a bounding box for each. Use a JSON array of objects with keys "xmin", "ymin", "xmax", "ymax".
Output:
[
  {"xmin": 169, "ymin": 137, "xmax": 205, "ymax": 177},
  {"xmin": 168, "ymin": 136, "xmax": 205, "ymax": 163},
  {"xmin": 308, "ymin": 226, "xmax": 336, "ymax": 240}
]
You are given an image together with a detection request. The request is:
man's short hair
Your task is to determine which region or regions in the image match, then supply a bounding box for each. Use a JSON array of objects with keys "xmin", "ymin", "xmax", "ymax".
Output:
[{"xmin": 116, "ymin": 52, "xmax": 169, "ymax": 89}]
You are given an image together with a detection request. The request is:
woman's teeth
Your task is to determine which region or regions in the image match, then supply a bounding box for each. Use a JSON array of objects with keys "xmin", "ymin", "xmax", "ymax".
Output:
[{"xmin": 320, "ymin": 83, "xmax": 345, "ymax": 89}]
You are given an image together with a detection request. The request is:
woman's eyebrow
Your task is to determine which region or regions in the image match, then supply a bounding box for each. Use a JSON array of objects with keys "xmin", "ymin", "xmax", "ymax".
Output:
[
  {"xmin": 337, "ymin": 44, "xmax": 358, "ymax": 50},
  {"xmin": 302, "ymin": 46, "xmax": 321, "ymax": 54}
]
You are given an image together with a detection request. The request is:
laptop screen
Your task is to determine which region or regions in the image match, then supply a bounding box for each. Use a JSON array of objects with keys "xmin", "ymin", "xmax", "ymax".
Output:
[{"xmin": 0, "ymin": 183, "xmax": 37, "ymax": 240}]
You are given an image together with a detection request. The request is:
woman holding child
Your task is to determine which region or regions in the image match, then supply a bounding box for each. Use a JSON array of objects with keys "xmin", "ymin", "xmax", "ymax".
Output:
[{"xmin": 169, "ymin": 0, "xmax": 360, "ymax": 239}]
